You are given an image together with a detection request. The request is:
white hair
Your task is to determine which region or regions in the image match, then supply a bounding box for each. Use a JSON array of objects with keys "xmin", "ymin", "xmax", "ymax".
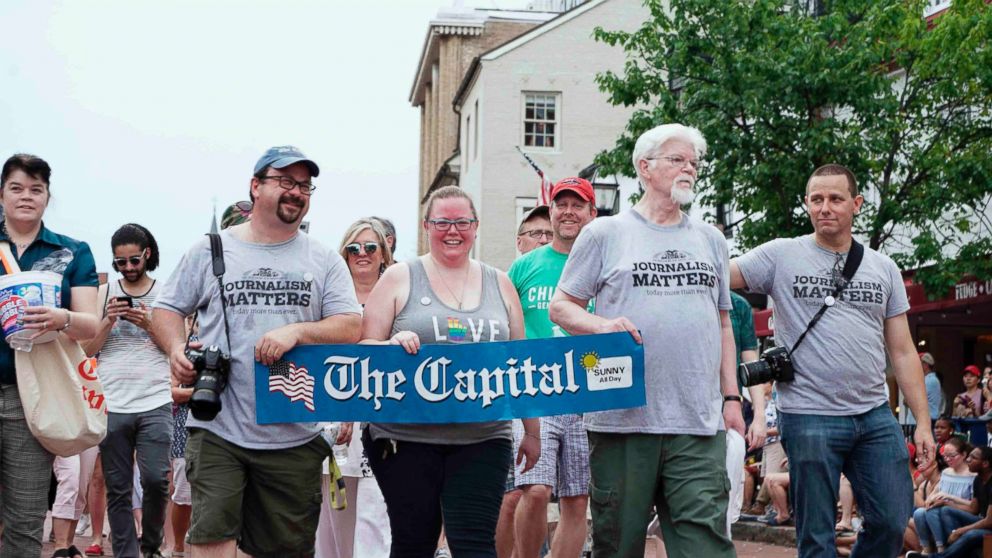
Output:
[{"xmin": 631, "ymin": 124, "xmax": 708, "ymax": 174}]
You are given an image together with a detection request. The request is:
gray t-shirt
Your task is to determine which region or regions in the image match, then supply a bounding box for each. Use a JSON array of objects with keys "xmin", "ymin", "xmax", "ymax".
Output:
[
  {"xmin": 735, "ymin": 235, "xmax": 909, "ymax": 416},
  {"xmin": 558, "ymin": 210, "xmax": 732, "ymax": 436},
  {"xmin": 154, "ymin": 230, "xmax": 361, "ymax": 449}
]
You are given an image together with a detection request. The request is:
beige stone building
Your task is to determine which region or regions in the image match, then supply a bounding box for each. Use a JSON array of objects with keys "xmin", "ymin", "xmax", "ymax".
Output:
[
  {"xmin": 451, "ymin": 0, "xmax": 648, "ymax": 270},
  {"xmin": 410, "ymin": 6, "xmax": 556, "ymax": 253}
]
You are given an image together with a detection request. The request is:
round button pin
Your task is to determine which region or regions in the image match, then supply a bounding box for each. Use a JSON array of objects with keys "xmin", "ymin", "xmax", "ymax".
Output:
[
  {"xmin": 420, "ymin": 296, "xmax": 432, "ymax": 306},
  {"xmin": 824, "ymin": 295, "xmax": 835, "ymax": 307},
  {"xmin": 303, "ymin": 272, "xmax": 314, "ymax": 282}
]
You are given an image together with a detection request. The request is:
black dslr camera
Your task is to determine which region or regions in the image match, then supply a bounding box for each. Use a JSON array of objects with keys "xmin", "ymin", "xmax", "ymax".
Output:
[
  {"xmin": 738, "ymin": 346, "xmax": 794, "ymax": 387},
  {"xmin": 186, "ymin": 345, "xmax": 231, "ymax": 421}
]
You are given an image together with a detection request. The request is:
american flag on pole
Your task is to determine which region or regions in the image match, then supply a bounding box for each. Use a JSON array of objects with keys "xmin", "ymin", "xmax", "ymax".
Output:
[
  {"xmin": 268, "ymin": 360, "xmax": 315, "ymax": 412},
  {"xmin": 516, "ymin": 146, "xmax": 554, "ymax": 205}
]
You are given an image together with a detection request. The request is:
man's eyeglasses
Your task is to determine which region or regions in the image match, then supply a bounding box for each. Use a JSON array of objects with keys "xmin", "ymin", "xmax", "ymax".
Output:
[
  {"xmin": 261, "ymin": 175, "xmax": 317, "ymax": 195},
  {"xmin": 646, "ymin": 155, "xmax": 704, "ymax": 172},
  {"xmin": 428, "ymin": 218, "xmax": 477, "ymax": 231},
  {"xmin": 113, "ymin": 253, "xmax": 146, "ymax": 268},
  {"xmin": 345, "ymin": 242, "xmax": 379, "ymax": 256},
  {"xmin": 519, "ymin": 229, "xmax": 553, "ymax": 240}
]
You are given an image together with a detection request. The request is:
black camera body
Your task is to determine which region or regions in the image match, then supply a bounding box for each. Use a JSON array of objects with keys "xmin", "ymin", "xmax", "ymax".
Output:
[
  {"xmin": 738, "ymin": 346, "xmax": 795, "ymax": 387},
  {"xmin": 186, "ymin": 345, "xmax": 231, "ymax": 421}
]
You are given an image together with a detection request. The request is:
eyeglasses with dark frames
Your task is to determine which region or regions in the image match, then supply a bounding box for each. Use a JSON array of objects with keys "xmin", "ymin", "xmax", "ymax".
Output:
[
  {"xmin": 519, "ymin": 229, "xmax": 553, "ymax": 240},
  {"xmin": 345, "ymin": 242, "xmax": 379, "ymax": 256},
  {"xmin": 261, "ymin": 175, "xmax": 317, "ymax": 195},
  {"xmin": 428, "ymin": 218, "xmax": 477, "ymax": 231}
]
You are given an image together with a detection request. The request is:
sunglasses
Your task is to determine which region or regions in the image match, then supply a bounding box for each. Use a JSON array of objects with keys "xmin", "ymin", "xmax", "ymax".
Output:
[
  {"xmin": 345, "ymin": 242, "xmax": 379, "ymax": 256},
  {"xmin": 113, "ymin": 253, "xmax": 146, "ymax": 267}
]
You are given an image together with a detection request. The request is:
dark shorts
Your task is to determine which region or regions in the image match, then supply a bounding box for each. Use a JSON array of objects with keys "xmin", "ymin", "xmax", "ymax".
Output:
[{"xmin": 185, "ymin": 428, "xmax": 329, "ymax": 558}]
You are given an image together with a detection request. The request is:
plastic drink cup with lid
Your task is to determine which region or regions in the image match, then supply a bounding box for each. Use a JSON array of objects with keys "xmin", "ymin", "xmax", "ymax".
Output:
[{"xmin": 0, "ymin": 271, "xmax": 62, "ymax": 351}]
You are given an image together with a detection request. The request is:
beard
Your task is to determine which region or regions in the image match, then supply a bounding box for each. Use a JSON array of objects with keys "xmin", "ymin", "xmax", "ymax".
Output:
[
  {"xmin": 276, "ymin": 194, "xmax": 306, "ymax": 224},
  {"xmin": 670, "ymin": 175, "xmax": 696, "ymax": 206}
]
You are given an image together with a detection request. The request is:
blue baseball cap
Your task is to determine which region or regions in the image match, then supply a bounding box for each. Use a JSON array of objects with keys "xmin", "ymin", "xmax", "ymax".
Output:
[{"xmin": 254, "ymin": 145, "xmax": 320, "ymax": 177}]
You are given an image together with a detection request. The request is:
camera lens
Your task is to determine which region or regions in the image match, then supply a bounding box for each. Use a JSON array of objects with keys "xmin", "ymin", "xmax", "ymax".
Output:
[{"xmin": 738, "ymin": 359, "xmax": 774, "ymax": 388}]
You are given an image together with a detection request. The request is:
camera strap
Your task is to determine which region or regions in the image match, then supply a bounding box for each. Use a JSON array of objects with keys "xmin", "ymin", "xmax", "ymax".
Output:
[
  {"xmin": 789, "ymin": 239, "xmax": 864, "ymax": 355},
  {"xmin": 185, "ymin": 233, "xmax": 234, "ymax": 356}
]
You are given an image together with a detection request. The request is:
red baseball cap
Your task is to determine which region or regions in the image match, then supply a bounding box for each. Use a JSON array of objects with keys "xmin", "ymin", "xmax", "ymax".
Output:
[
  {"xmin": 550, "ymin": 177, "xmax": 596, "ymax": 205},
  {"xmin": 964, "ymin": 365, "xmax": 982, "ymax": 377}
]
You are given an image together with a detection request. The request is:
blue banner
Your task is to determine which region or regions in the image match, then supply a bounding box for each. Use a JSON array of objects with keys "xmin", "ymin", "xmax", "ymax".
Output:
[{"xmin": 255, "ymin": 332, "xmax": 645, "ymax": 424}]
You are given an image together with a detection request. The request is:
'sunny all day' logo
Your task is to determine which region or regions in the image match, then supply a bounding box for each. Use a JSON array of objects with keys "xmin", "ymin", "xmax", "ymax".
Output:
[{"xmin": 581, "ymin": 351, "xmax": 633, "ymax": 391}]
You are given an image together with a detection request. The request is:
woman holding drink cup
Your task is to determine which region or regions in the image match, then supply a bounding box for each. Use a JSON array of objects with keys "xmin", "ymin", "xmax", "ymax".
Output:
[{"xmin": 0, "ymin": 154, "xmax": 100, "ymax": 558}]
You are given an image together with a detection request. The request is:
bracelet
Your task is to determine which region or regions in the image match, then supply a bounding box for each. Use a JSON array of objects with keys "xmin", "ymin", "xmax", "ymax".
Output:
[
  {"xmin": 57, "ymin": 310, "xmax": 71, "ymax": 332},
  {"xmin": 723, "ymin": 395, "xmax": 743, "ymax": 404}
]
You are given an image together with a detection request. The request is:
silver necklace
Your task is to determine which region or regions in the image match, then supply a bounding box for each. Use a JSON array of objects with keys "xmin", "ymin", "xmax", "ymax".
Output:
[{"xmin": 430, "ymin": 257, "xmax": 470, "ymax": 310}]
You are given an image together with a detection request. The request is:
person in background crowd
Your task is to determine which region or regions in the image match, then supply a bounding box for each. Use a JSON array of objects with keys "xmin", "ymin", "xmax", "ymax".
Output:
[
  {"xmin": 905, "ymin": 446, "xmax": 944, "ymax": 553},
  {"xmin": 515, "ymin": 205, "xmax": 552, "ymax": 255},
  {"xmin": 907, "ymin": 446, "xmax": 992, "ymax": 557},
  {"xmin": 369, "ymin": 216, "xmax": 397, "ymax": 255},
  {"xmin": 361, "ymin": 186, "xmax": 540, "ymax": 557},
  {"xmin": 953, "ymin": 366, "xmax": 983, "ymax": 418},
  {"xmin": 315, "ymin": 218, "xmax": 395, "ymax": 558},
  {"xmin": 933, "ymin": 417, "xmax": 955, "ymax": 452},
  {"xmin": 0, "ymin": 154, "xmax": 100, "ymax": 558},
  {"xmin": 152, "ymin": 146, "xmax": 362, "ymax": 557},
  {"xmin": 508, "ymin": 178, "xmax": 597, "ymax": 558},
  {"xmin": 550, "ymin": 124, "xmax": 742, "ymax": 558},
  {"xmin": 732, "ymin": 163, "xmax": 934, "ymax": 557},
  {"xmin": 726, "ymin": 290, "xmax": 766, "ymax": 535},
  {"xmin": 82, "ymin": 223, "xmax": 172, "ymax": 558},
  {"xmin": 911, "ymin": 437, "xmax": 977, "ymax": 556},
  {"xmin": 920, "ymin": 353, "xmax": 944, "ymax": 421},
  {"xmin": 51, "ymin": 446, "xmax": 100, "ymax": 558}
]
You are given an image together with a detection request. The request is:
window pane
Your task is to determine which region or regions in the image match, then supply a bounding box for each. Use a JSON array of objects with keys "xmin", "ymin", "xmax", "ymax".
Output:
[
  {"xmin": 525, "ymin": 107, "xmax": 534, "ymax": 119},
  {"xmin": 546, "ymin": 135, "xmax": 555, "ymax": 148},
  {"xmin": 525, "ymin": 122, "xmax": 534, "ymax": 133},
  {"xmin": 547, "ymin": 108, "xmax": 555, "ymax": 120},
  {"xmin": 525, "ymin": 134, "xmax": 534, "ymax": 146},
  {"xmin": 535, "ymin": 136, "xmax": 544, "ymax": 147},
  {"xmin": 535, "ymin": 108, "xmax": 545, "ymax": 120}
]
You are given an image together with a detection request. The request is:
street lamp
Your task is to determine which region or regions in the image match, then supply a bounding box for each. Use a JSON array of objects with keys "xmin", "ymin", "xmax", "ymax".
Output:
[{"xmin": 579, "ymin": 163, "xmax": 621, "ymax": 217}]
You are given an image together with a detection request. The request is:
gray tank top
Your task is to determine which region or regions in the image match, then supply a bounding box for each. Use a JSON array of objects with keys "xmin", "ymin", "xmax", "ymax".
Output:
[{"xmin": 369, "ymin": 258, "xmax": 512, "ymax": 444}]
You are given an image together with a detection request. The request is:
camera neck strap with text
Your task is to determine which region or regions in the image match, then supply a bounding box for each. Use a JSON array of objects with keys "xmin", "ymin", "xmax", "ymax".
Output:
[
  {"xmin": 185, "ymin": 233, "xmax": 233, "ymax": 356},
  {"xmin": 788, "ymin": 239, "xmax": 864, "ymax": 356}
]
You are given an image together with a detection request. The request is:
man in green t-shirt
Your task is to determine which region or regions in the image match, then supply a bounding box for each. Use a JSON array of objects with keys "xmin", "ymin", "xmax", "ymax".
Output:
[{"xmin": 506, "ymin": 177, "xmax": 597, "ymax": 558}]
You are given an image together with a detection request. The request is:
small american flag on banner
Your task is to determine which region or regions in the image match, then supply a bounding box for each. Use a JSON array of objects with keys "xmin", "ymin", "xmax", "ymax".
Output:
[
  {"xmin": 516, "ymin": 146, "xmax": 554, "ymax": 205},
  {"xmin": 268, "ymin": 360, "xmax": 315, "ymax": 412}
]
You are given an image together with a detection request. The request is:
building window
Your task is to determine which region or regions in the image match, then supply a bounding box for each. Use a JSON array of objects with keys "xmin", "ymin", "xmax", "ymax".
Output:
[{"xmin": 523, "ymin": 92, "xmax": 560, "ymax": 150}]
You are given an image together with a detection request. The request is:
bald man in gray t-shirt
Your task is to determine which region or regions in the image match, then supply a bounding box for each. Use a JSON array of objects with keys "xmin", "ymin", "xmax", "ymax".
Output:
[{"xmin": 731, "ymin": 164, "xmax": 933, "ymax": 558}]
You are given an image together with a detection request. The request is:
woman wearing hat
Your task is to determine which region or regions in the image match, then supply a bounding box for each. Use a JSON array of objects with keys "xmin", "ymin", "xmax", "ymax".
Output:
[{"xmin": 952, "ymin": 366, "xmax": 984, "ymax": 418}]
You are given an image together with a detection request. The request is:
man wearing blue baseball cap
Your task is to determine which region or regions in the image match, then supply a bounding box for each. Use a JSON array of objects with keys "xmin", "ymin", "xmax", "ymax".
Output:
[{"xmin": 153, "ymin": 146, "xmax": 362, "ymax": 558}]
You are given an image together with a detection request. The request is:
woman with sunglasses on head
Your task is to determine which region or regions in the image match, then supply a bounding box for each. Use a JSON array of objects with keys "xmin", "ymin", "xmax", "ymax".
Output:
[
  {"xmin": 361, "ymin": 186, "xmax": 540, "ymax": 557},
  {"xmin": 0, "ymin": 154, "xmax": 100, "ymax": 558},
  {"xmin": 315, "ymin": 219, "xmax": 396, "ymax": 558}
]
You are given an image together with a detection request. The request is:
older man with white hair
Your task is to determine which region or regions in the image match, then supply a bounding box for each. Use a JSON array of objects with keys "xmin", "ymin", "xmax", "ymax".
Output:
[{"xmin": 549, "ymin": 124, "xmax": 743, "ymax": 558}]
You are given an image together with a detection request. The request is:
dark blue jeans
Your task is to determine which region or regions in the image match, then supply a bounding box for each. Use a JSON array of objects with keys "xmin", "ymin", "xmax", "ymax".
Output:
[
  {"xmin": 914, "ymin": 506, "xmax": 980, "ymax": 550},
  {"xmin": 779, "ymin": 404, "xmax": 911, "ymax": 558},
  {"xmin": 937, "ymin": 528, "xmax": 992, "ymax": 557},
  {"xmin": 366, "ymin": 431, "xmax": 511, "ymax": 558}
]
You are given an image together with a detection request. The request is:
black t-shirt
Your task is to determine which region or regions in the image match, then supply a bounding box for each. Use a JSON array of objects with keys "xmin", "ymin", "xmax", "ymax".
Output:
[{"xmin": 974, "ymin": 475, "xmax": 992, "ymax": 517}]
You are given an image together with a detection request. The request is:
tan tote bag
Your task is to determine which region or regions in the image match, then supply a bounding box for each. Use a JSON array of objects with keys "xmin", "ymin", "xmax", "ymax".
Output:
[{"xmin": 0, "ymin": 242, "xmax": 107, "ymax": 456}]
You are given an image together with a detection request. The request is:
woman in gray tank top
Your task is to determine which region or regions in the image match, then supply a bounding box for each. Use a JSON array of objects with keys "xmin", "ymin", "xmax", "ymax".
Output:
[{"xmin": 361, "ymin": 187, "xmax": 540, "ymax": 557}]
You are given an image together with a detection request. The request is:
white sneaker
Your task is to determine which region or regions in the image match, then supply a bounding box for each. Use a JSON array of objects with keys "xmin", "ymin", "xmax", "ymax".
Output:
[
  {"xmin": 434, "ymin": 547, "xmax": 451, "ymax": 558},
  {"xmin": 75, "ymin": 513, "xmax": 92, "ymax": 536}
]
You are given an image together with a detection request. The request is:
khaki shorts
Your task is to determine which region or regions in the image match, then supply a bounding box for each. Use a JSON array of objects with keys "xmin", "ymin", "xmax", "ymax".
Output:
[{"xmin": 185, "ymin": 428, "xmax": 329, "ymax": 557}]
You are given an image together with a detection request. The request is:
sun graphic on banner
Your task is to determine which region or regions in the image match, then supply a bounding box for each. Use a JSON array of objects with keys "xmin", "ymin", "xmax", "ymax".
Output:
[{"xmin": 581, "ymin": 351, "xmax": 600, "ymax": 371}]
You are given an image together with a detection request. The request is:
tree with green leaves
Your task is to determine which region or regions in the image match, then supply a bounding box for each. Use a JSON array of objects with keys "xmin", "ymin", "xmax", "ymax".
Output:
[{"xmin": 594, "ymin": 0, "xmax": 992, "ymax": 296}]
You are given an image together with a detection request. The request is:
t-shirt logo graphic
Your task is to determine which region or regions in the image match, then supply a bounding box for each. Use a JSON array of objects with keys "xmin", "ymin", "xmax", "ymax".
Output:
[
  {"xmin": 447, "ymin": 317, "xmax": 467, "ymax": 341},
  {"xmin": 268, "ymin": 360, "xmax": 315, "ymax": 411},
  {"xmin": 653, "ymin": 249, "xmax": 688, "ymax": 262}
]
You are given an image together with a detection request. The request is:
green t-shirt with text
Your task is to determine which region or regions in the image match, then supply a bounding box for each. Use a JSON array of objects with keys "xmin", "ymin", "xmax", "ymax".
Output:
[{"xmin": 508, "ymin": 244, "xmax": 593, "ymax": 339}]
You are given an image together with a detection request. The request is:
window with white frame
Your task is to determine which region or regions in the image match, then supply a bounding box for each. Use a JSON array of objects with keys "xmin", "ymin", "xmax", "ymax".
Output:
[{"xmin": 522, "ymin": 93, "xmax": 560, "ymax": 150}]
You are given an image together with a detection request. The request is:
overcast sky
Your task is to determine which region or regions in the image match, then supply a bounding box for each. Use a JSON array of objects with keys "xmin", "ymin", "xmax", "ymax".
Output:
[{"xmin": 0, "ymin": 0, "xmax": 532, "ymax": 277}]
